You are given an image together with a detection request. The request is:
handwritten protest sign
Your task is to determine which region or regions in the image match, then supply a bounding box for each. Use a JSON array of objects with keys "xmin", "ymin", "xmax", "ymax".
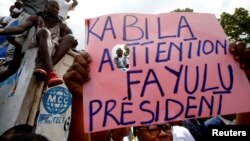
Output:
[{"xmin": 84, "ymin": 13, "xmax": 250, "ymax": 133}]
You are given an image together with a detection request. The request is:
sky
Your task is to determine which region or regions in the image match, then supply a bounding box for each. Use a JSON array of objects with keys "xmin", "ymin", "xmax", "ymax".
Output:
[{"xmin": 0, "ymin": 0, "xmax": 250, "ymax": 50}]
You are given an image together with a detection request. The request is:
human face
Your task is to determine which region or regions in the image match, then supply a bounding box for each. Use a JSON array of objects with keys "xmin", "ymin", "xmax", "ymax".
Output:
[
  {"xmin": 9, "ymin": 6, "xmax": 20, "ymax": 18},
  {"xmin": 46, "ymin": 1, "xmax": 59, "ymax": 16},
  {"xmin": 116, "ymin": 48, "xmax": 123, "ymax": 57},
  {"xmin": 137, "ymin": 123, "xmax": 173, "ymax": 141}
]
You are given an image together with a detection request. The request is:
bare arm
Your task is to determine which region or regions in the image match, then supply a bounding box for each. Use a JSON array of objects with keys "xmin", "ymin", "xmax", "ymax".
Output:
[
  {"xmin": 0, "ymin": 15, "xmax": 37, "ymax": 35},
  {"xmin": 60, "ymin": 22, "xmax": 70, "ymax": 37},
  {"xmin": 0, "ymin": 37, "xmax": 22, "ymax": 83},
  {"xmin": 229, "ymin": 42, "xmax": 250, "ymax": 124},
  {"xmin": 72, "ymin": 0, "xmax": 78, "ymax": 8},
  {"xmin": 0, "ymin": 22, "xmax": 7, "ymax": 27},
  {"xmin": 63, "ymin": 51, "xmax": 92, "ymax": 141}
]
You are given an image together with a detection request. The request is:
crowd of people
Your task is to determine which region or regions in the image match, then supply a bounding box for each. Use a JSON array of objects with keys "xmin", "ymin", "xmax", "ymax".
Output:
[
  {"xmin": 0, "ymin": 0, "xmax": 78, "ymax": 87},
  {"xmin": 0, "ymin": 0, "xmax": 250, "ymax": 141}
]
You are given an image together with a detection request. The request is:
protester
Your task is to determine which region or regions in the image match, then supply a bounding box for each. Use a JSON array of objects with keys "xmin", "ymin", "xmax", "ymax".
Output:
[
  {"xmin": 55, "ymin": 0, "xmax": 78, "ymax": 34},
  {"xmin": 0, "ymin": 124, "xmax": 49, "ymax": 141},
  {"xmin": 0, "ymin": 5, "xmax": 20, "ymax": 28},
  {"xmin": 13, "ymin": 1, "xmax": 24, "ymax": 16},
  {"xmin": 110, "ymin": 128, "xmax": 131, "ymax": 141},
  {"xmin": 134, "ymin": 123, "xmax": 195, "ymax": 141},
  {"xmin": 0, "ymin": 36, "xmax": 22, "ymax": 82},
  {"xmin": 229, "ymin": 41, "xmax": 250, "ymax": 125},
  {"xmin": 63, "ymin": 51, "xmax": 130, "ymax": 141},
  {"xmin": 55, "ymin": 0, "xmax": 78, "ymax": 21},
  {"xmin": 181, "ymin": 118, "xmax": 204, "ymax": 141},
  {"xmin": 8, "ymin": 133, "xmax": 49, "ymax": 141},
  {"xmin": 0, "ymin": 4, "xmax": 21, "ymax": 65},
  {"xmin": 203, "ymin": 114, "xmax": 236, "ymax": 127},
  {"xmin": 12, "ymin": 0, "xmax": 48, "ymax": 55},
  {"xmin": 0, "ymin": 0, "xmax": 77, "ymax": 87},
  {"xmin": 0, "ymin": 124, "xmax": 32, "ymax": 141},
  {"xmin": 17, "ymin": 0, "xmax": 78, "ymax": 20},
  {"xmin": 16, "ymin": 0, "xmax": 48, "ymax": 15}
]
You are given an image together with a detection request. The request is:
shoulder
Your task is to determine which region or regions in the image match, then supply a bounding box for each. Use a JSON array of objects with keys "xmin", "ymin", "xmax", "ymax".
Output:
[
  {"xmin": 122, "ymin": 56, "xmax": 128, "ymax": 60},
  {"xmin": 28, "ymin": 15, "xmax": 39, "ymax": 21},
  {"xmin": 59, "ymin": 22, "xmax": 67, "ymax": 28},
  {"xmin": 172, "ymin": 126, "xmax": 195, "ymax": 141},
  {"xmin": 59, "ymin": 22, "xmax": 69, "ymax": 33},
  {"xmin": 25, "ymin": 15, "xmax": 38, "ymax": 25},
  {"xmin": 2, "ymin": 16, "xmax": 12, "ymax": 22},
  {"xmin": 173, "ymin": 125, "xmax": 189, "ymax": 132}
]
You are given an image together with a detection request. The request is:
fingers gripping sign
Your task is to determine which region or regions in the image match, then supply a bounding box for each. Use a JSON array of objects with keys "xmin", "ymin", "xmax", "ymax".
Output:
[{"xmin": 63, "ymin": 50, "xmax": 92, "ymax": 97}]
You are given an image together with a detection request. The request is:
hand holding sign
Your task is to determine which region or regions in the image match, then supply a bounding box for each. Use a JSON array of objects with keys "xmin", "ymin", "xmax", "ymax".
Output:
[
  {"xmin": 229, "ymin": 42, "xmax": 250, "ymax": 80},
  {"xmin": 63, "ymin": 50, "xmax": 92, "ymax": 96},
  {"xmin": 229, "ymin": 41, "xmax": 250, "ymax": 125},
  {"xmin": 63, "ymin": 50, "xmax": 92, "ymax": 141}
]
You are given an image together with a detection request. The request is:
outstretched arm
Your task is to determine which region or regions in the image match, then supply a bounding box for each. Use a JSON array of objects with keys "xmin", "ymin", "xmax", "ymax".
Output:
[
  {"xmin": 229, "ymin": 42, "xmax": 250, "ymax": 124},
  {"xmin": 63, "ymin": 51, "xmax": 92, "ymax": 141},
  {"xmin": 0, "ymin": 15, "xmax": 37, "ymax": 35},
  {"xmin": 229, "ymin": 42, "xmax": 250, "ymax": 81},
  {"xmin": 0, "ymin": 22, "xmax": 7, "ymax": 28}
]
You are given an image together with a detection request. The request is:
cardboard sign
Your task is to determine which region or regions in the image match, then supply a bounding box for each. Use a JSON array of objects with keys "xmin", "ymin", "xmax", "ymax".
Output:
[{"xmin": 84, "ymin": 13, "xmax": 250, "ymax": 132}]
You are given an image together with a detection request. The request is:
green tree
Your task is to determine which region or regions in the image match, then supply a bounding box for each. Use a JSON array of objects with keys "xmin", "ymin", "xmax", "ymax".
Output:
[
  {"xmin": 220, "ymin": 8, "xmax": 250, "ymax": 43},
  {"xmin": 171, "ymin": 8, "xmax": 193, "ymax": 13}
]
